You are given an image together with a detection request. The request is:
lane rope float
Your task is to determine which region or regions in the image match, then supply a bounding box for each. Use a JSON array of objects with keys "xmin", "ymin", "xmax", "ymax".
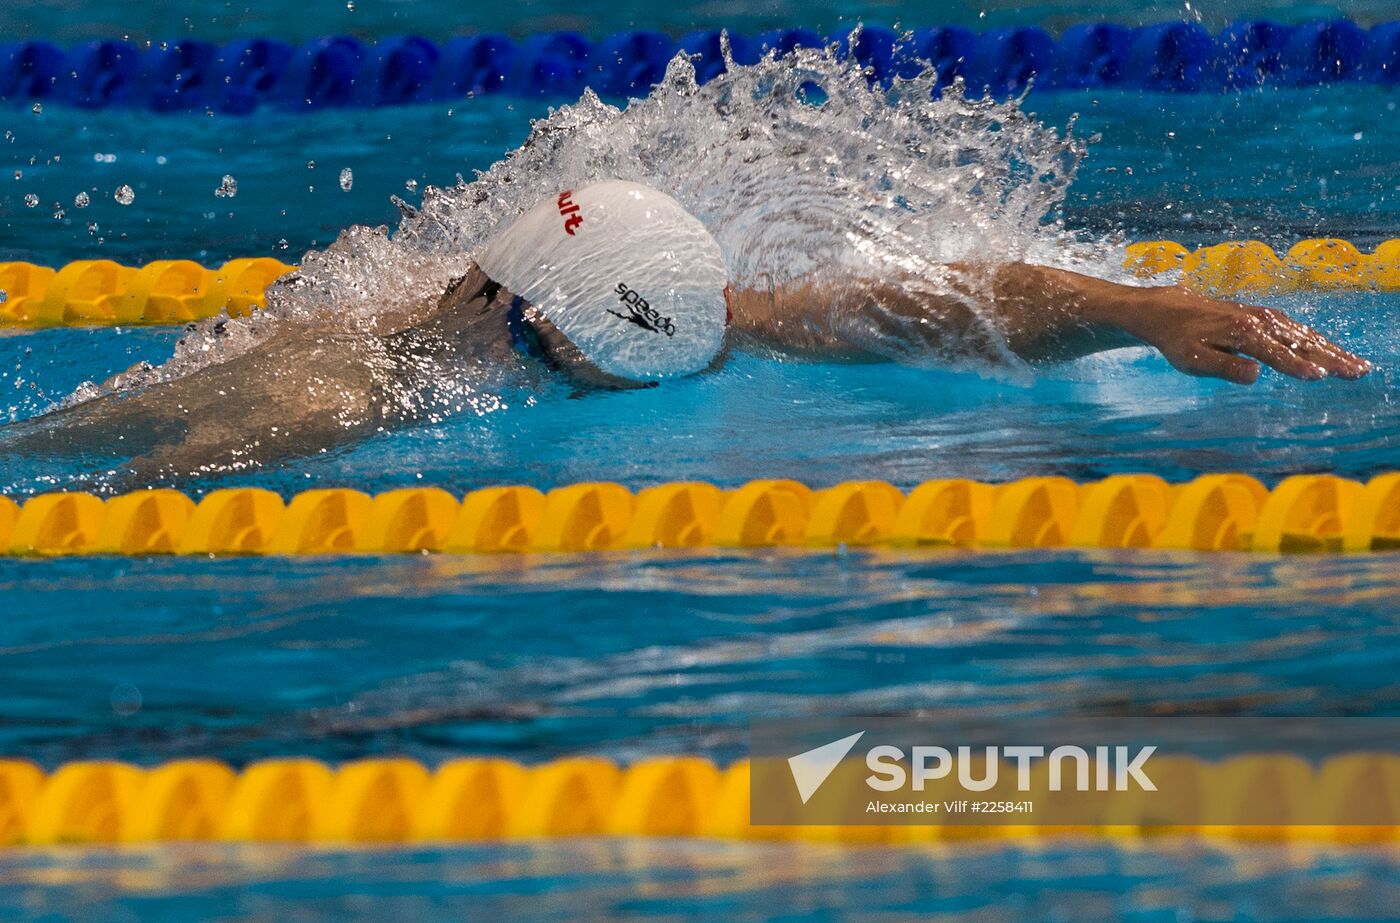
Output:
[
  {"xmin": 2, "ymin": 239, "xmax": 1396, "ymax": 330},
  {"xmin": 0, "ymin": 257, "xmax": 293, "ymax": 328},
  {"xmin": 1122, "ymin": 239, "xmax": 1400, "ymax": 294},
  {"xmin": 3, "ymin": 473, "xmax": 1399, "ymax": 556},
  {"xmin": 0, "ymin": 754, "xmax": 1396, "ymax": 846},
  {"xmin": 3, "ymin": 19, "xmax": 1400, "ymax": 111}
]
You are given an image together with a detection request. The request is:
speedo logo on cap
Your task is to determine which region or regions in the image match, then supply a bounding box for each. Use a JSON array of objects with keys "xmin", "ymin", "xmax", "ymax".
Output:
[
  {"xmin": 557, "ymin": 190, "xmax": 583, "ymax": 236},
  {"xmin": 610, "ymin": 283, "xmax": 676, "ymax": 337}
]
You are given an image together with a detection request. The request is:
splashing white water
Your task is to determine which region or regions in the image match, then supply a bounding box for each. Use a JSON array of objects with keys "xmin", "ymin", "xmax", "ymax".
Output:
[{"xmin": 93, "ymin": 41, "xmax": 1095, "ymax": 401}]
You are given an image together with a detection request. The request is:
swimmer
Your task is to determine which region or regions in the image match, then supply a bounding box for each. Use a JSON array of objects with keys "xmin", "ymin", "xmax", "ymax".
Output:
[{"xmin": 7, "ymin": 179, "xmax": 1371, "ymax": 480}]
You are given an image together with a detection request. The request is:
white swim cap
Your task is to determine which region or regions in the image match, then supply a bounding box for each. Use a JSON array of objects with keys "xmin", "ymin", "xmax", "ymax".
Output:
[{"xmin": 477, "ymin": 180, "xmax": 728, "ymax": 381}]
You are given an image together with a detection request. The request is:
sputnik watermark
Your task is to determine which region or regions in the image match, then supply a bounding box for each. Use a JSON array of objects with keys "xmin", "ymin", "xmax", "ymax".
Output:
[
  {"xmin": 788, "ymin": 731, "xmax": 865, "ymax": 804},
  {"xmin": 751, "ymin": 717, "xmax": 1400, "ymax": 826},
  {"xmin": 865, "ymin": 744, "xmax": 1157, "ymax": 793},
  {"xmin": 789, "ymin": 736, "xmax": 1157, "ymax": 806}
]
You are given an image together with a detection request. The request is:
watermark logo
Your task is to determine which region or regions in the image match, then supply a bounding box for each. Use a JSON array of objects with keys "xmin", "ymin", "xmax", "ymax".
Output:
[
  {"xmin": 785, "ymin": 732, "xmax": 1156, "ymax": 806},
  {"xmin": 788, "ymin": 731, "xmax": 864, "ymax": 804},
  {"xmin": 751, "ymin": 717, "xmax": 1400, "ymax": 827},
  {"xmin": 865, "ymin": 744, "xmax": 1157, "ymax": 793}
]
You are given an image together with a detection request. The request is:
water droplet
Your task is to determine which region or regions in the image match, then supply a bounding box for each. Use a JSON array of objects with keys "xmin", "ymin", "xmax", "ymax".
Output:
[
  {"xmin": 156, "ymin": 155, "xmax": 167, "ymax": 165},
  {"xmin": 12, "ymin": 170, "xmax": 20, "ymax": 180},
  {"xmin": 346, "ymin": 0, "xmax": 354, "ymax": 9},
  {"xmin": 87, "ymin": 222, "xmax": 99, "ymax": 235},
  {"xmin": 110, "ymin": 683, "xmax": 142, "ymax": 716},
  {"xmin": 30, "ymin": 102, "xmax": 41, "ymax": 114},
  {"xmin": 23, "ymin": 193, "xmax": 38, "ymax": 208},
  {"xmin": 405, "ymin": 178, "xmax": 418, "ymax": 192},
  {"xmin": 52, "ymin": 205, "xmax": 65, "ymax": 220},
  {"xmin": 306, "ymin": 160, "xmax": 315, "ymax": 170},
  {"xmin": 0, "ymin": 291, "xmax": 7, "ymax": 304},
  {"xmin": 339, "ymin": 167, "xmax": 353, "ymax": 191},
  {"xmin": 74, "ymin": 191, "xmax": 90, "ymax": 208},
  {"xmin": 114, "ymin": 184, "xmax": 135, "ymax": 205},
  {"xmin": 277, "ymin": 239, "xmax": 289, "ymax": 250},
  {"xmin": 215, "ymin": 174, "xmax": 238, "ymax": 197}
]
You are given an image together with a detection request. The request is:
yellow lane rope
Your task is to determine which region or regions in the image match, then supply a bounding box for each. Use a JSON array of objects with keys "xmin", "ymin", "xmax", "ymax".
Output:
[
  {"xmin": 2, "ymin": 473, "xmax": 1397, "ymax": 556},
  {"xmin": 0, "ymin": 754, "xmax": 1395, "ymax": 846},
  {"xmin": 1123, "ymin": 239, "xmax": 1400, "ymax": 294},
  {"xmin": 0, "ymin": 257, "xmax": 293, "ymax": 327},
  {"xmin": 1, "ymin": 238, "xmax": 1397, "ymax": 329}
]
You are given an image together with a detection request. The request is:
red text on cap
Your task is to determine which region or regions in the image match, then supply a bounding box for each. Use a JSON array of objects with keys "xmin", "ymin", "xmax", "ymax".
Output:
[{"xmin": 557, "ymin": 191, "xmax": 583, "ymax": 236}]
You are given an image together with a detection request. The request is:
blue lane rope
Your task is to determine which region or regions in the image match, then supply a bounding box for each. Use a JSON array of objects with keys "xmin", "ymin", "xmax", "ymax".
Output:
[{"xmin": 2, "ymin": 21, "xmax": 1398, "ymax": 112}]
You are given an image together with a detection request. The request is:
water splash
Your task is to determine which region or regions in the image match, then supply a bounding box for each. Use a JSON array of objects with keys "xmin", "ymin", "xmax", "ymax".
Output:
[
  {"xmin": 26, "ymin": 36, "xmax": 1100, "ymax": 485},
  {"xmin": 152, "ymin": 44, "xmax": 1086, "ymax": 386}
]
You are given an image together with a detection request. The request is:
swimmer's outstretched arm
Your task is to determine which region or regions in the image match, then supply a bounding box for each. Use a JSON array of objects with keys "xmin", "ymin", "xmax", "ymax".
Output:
[
  {"xmin": 728, "ymin": 263, "xmax": 1371, "ymax": 383},
  {"xmin": 983, "ymin": 263, "xmax": 1370, "ymax": 383}
]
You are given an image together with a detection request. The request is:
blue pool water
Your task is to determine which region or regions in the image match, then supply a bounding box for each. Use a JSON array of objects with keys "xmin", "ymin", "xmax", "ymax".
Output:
[
  {"xmin": 3, "ymin": 2, "xmax": 1400, "ymax": 921},
  {"xmin": 2, "ymin": 0, "xmax": 1399, "ymax": 44},
  {"xmin": 3, "ymin": 549, "xmax": 1400, "ymax": 766},
  {"xmin": 6, "ymin": 88, "xmax": 1400, "ymax": 268}
]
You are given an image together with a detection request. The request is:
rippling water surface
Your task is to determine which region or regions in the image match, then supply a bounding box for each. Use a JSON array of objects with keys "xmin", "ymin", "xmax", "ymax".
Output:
[
  {"xmin": 3, "ymin": 0, "xmax": 1399, "ymax": 43},
  {"xmin": 3, "ymin": 548, "xmax": 1398, "ymax": 764}
]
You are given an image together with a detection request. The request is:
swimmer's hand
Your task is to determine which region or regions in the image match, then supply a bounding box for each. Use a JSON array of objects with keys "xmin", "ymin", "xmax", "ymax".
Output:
[
  {"xmin": 987, "ymin": 264, "xmax": 1372, "ymax": 384},
  {"xmin": 1105, "ymin": 285, "xmax": 1372, "ymax": 384}
]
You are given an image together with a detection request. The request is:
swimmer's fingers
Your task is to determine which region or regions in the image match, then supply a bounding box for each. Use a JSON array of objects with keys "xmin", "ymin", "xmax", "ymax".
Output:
[
  {"xmin": 1217, "ymin": 316, "xmax": 1327, "ymax": 380},
  {"xmin": 1125, "ymin": 286, "xmax": 1372, "ymax": 385},
  {"xmin": 1216, "ymin": 306, "xmax": 1371, "ymax": 381},
  {"xmin": 1169, "ymin": 343, "xmax": 1261, "ymax": 385},
  {"xmin": 1257, "ymin": 310, "xmax": 1371, "ymax": 379}
]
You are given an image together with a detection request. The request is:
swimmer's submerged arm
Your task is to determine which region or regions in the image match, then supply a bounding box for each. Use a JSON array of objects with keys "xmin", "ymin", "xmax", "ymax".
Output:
[
  {"xmin": 126, "ymin": 335, "xmax": 387, "ymax": 477},
  {"xmin": 730, "ymin": 263, "xmax": 1371, "ymax": 383},
  {"xmin": 12, "ymin": 272, "xmax": 515, "ymax": 483},
  {"xmin": 16, "ymin": 332, "xmax": 389, "ymax": 481}
]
